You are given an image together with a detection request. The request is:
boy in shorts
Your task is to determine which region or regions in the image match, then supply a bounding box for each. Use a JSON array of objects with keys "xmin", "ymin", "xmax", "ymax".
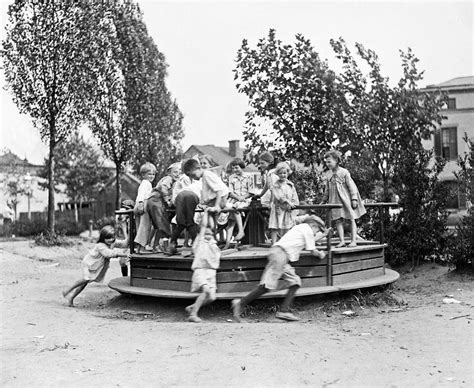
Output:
[
  {"xmin": 232, "ymin": 215, "xmax": 330, "ymax": 322},
  {"xmin": 186, "ymin": 209, "xmax": 221, "ymax": 322}
]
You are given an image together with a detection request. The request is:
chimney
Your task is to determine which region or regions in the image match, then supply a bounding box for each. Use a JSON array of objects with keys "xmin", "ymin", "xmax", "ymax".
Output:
[{"xmin": 228, "ymin": 140, "xmax": 242, "ymax": 158}]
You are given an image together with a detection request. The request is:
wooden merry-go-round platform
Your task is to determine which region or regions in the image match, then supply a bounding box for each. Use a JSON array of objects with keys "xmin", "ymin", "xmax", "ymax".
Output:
[{"xmin": 109, "ymin": 202, "xmax": 400, "ymax": 300}]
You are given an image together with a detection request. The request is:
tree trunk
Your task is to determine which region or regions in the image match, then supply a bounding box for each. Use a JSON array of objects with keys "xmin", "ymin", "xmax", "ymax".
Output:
[
  {"xmin": 74, "ymin": 201, "xmax": 79, "ymax": 224},
  {"xmin": 47, "ymin": 140, "xmax": 56, "ymax": 233},
  {"xmin": 115, "ymin": 164, "xmax": 122, "ymax": 210}
]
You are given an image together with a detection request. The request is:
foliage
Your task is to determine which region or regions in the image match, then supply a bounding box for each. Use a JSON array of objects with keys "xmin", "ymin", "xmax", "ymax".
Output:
[
  {"xmin": 94, "ymin": 216, "xmax": 116, "ymax": 231},
  {"xmin": 291, "ymin": 168, "xmax": 324, "ymax": 204},
  {"xmin": 38, "ymin": 132, "xmax": 112, "ymax": 222},
  {"xmin": 234, "ymin": 29, "xmax": 344, "ymax": 166},
  {"xmin": 12, "ymin": 218, "xmax": 48, "ymax": 237},
  {"xmin": 387, "ymin": 155, "xmax": 449, "ymax": 267},
  {"xmin": 88, "ymin": 1, "xmax": 183, "ymax": 207},
  {"xmin": 2, "ymin": 0, "xmax": 108, "ymax": 232},
  {"xmin": 34, "ymin": 230, "xmax": 71, "ymax": 247},
  {"xmin": 448, "ymin": 136, "xmax": 474, "ymax": 270},
  {"xmin": 331, "ymin": 38, "xmax": 447, "ymax": 201}
]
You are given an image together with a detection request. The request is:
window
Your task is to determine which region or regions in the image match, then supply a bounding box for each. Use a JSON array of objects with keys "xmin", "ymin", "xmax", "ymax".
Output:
[
  {"xmin": 447, "ymin": 98, "xmax": 456, "ymax": 110},
  {"xmin": 434, "ymin": 127, "xmax": 458, "ymax": 160}
]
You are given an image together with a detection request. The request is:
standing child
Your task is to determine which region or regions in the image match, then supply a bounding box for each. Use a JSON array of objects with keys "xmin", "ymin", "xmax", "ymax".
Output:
[
  {"xmin": 321, "ymin": 150, "xmax": 366, "ymax": 248},
  {"xmin": 253, "ymin": 151, "xmax": 277, "ymax": 207},
  {"xmin": 268, "ymin": 162, "xmax": 299, "ymax": 244},
  {"xmin": 224, "ymin": 158, "xmax": 254, "ymax": 248},
  {"xmin": 134, "ymin": 162, "xmax": 156, "ymax": 232},
  {"xmin": 62, "ymin": 226, "xmax": 130, "ymax": 307},
  {"xmin": 232, "ymin": 215, "xmax": 330, "ymax": 322},
  {"xmin": 185, "ymin": 209, "xmax": 221, "ymax": 322}
]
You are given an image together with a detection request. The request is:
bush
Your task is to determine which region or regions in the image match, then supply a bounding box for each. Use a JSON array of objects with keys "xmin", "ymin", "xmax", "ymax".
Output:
[
  {"xmin": 447, "ymin": 208, "xmax": 474, "ymax": 270},
  {"xmin": 292, "ymin": 168, "xmax": 324, "ymax": 204},
  {"xmin": 94, "ymin": 216, "xmax": 116, "ymax": 231},
  {"xmin": 34, "ymin": 231, "xmax": 71, "ymax": 246},
  {"xmin": 55, "ymin": 218, "xmax": 84, "ymax": 236},
  {"xmin": 12, "ymin": 218, "xmax": 48, "ymax": 237}
]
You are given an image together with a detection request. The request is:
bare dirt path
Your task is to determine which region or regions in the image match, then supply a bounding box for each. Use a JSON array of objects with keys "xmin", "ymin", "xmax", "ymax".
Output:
[{"xmin": 0, "ymin": 240, "xmax": 472, "ymax": 387}]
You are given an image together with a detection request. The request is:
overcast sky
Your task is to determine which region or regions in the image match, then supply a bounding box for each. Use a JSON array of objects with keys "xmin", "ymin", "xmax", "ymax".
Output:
[{"xmin": 1, "ymin": 0, "xmax": 473, "ymax": 164}]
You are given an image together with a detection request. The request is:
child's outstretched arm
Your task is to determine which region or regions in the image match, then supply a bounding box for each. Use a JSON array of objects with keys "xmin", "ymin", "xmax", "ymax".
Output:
[{"xmin": 310, "ymin": 248, "xmax": 326, "ymax": 259}]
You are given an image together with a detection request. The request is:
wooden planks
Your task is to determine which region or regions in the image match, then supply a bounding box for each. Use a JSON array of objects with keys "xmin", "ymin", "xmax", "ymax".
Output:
[{"xmin": 130, "ymin": 243, "xmax": 387, "ymax": 293}]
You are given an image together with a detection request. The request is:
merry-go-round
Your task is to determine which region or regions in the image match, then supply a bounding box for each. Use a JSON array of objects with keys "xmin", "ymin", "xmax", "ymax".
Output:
[{"xmin": 108, "ymin": 201, "xmax": 400, "ymax": 299}]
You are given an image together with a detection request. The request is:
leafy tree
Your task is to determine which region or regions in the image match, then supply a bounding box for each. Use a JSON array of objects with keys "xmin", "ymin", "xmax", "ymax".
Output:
[
  {"xmin": 234, "ymin": 29, "xmax": 344, "ymax": 166},
  {"xmin": 2, "ymin": 0, "xmax": 106, "ymax": 232},
  {"xmin": 38, "ymin": 132, "xmax": 112, "ymax": 223},
  {"xmin": 129, "ymin": 25, "xmax": 184, "ymax": 177}
]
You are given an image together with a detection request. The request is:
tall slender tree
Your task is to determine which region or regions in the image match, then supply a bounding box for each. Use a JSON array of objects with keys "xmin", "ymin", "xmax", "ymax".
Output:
[{"xmin": 2, "ymin": 0, "xmax": 107, "ymax": 232}]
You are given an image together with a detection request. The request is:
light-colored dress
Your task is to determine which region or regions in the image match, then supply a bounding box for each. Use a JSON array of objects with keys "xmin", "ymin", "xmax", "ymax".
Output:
[
  {"xmin": 268, "ymin": 179, "xmax": 299, "ymax": 230},
  {"xmin": 323, "ymin": 167, "xmax": 366, "ymax": 220},
  {"xmin": 82, "ymin": 240, "xmax": 128, "ymax": 282},
  {"xmin": 260, "ymin": 169, "xmax": 278, "ymax": 207},
  {"xmin": 228, "ymin": 172, "xmax": 254, "ymax": 208}
]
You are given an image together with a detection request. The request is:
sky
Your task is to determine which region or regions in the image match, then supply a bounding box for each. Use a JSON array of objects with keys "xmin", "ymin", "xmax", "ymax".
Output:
[{"xmin": 1, "ymin": 0, "xmax": 473, "ymax": 164}]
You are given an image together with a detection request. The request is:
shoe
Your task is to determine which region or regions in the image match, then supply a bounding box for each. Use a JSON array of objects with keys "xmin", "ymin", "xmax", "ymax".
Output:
[
  {"xmin": 166, "ymin": 242, "xmax": 178, "ymax": 255},
  {"xmin": 231, "ymin": 299, "xmax": 241, "ymax": 322},
  {"xmin": 276, "ymin": 311, "xmax": 300, "ymax": 321}
]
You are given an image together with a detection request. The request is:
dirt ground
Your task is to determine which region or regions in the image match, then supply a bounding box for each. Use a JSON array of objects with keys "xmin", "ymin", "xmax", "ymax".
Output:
[{"xmin": 0, "ymin": 238, "xmax": 472, "ymax": 387}]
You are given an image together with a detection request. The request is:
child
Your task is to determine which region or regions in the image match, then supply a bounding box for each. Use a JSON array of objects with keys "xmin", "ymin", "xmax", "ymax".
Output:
[
  {"xmin": 145, "ymin": 163, "xmax": 181, "ymax": 252},
  {"xmin": 253, "ymin": 151, "xmax": 277, "ymax": 207},
  {"xmin": 116, "ymin": 199, "xmax": 135, "ymax": 276},
  {"xmin": 224, "ymin": 158, "xmax": 254, "ymax": 248},
  {"xmin": 185, "ymin": 210, "xmax": 221, "ymax": 322},
  {"xmin": 321, "ymin": 150, "xmax": 366, "ymax": 248},
  {"xmin": 268, "ymin": 162, "xmax": 299, "ymax": 244},
  {"xmin": 232, "ymin": 215, "xmax": 330, "ymax": 322},
  {"xmin": 134, "ymin": 162, "xmax": 156, "ymax": 232},
  {"xmin": 62, "ymin": 226, "xmax": 130, "ymax": 307}
]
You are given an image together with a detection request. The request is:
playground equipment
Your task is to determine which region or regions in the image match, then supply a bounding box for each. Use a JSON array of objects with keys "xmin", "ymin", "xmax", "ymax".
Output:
[{"xmin": 109, "ymin": 201, "xmax": 399, "ymax": 299}]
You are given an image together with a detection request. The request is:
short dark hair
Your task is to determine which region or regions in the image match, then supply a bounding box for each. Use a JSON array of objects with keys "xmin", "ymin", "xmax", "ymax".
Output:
[
  {"xmin": 229, "ymin": 158, "xmax": 245, "ymax": 169},
  {"xmin": 182, "ymin": 158, "xmax": 201, "ymax": 175}
]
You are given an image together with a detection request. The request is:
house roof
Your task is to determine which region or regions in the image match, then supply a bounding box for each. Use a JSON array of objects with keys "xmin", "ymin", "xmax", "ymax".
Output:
[
  {"xmin": 183, "ymin": 144, "xmax": 258, "ymax": 172},
  {"xmin": 103, "ymin": 171, "xmax": 141, "ymax": 189},
  {"xmin": 0, "ymin": 151, "xmax": 41, "ymax": 168},
  {"xmin": 425, "ymin": 76, "xmax": 474, "ymax": 90}
]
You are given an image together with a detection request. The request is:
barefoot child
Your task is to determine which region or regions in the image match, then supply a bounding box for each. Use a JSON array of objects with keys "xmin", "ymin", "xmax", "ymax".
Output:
[
  {"xmin": 321, "ymin": 150, "xmax": 366, "ymax": 248},
  {"xmin": 62, "ymin": 226, "xmax": 130, "ymax": 307},
  {"xmin": 133, "ymin": 162, "xmax": 156, "ymax": 252},
  {"xmin": 185, "ymin": 209, "xmax": 221, "ymax": 322},
  {"xmin": 268, "ymin": 162, "xmax": 299, "ymax": 244},
  {"xmin": 232, "ymin": 215, "xmax": 330, "ymax": 322}
]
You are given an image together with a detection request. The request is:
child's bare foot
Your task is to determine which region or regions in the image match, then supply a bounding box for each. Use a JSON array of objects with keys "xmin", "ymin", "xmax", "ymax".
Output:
[
  {"xmin": 347, "ymin": 242, "xmax": 357, "ymax": 247},
  {"xmin": 185, "ymin": 305, "xmax": 194, "ymax": 315},
  {"xmin": 65, "ymin": 296, "xmax": 74, "ymax": 307},
  {"xmin": 222, "ymin": 243, "xmax": 231, "ymax": 250},
  {"xmin": 188, "ymin": 315, "xmax": 202, "ymax": 323},
  {"xmin": 235, "ymin": 231, "xmax": 245, "ymax": 241},
  {"xmin": 231, "ymin": 299, "xmax": 241, "ymax": 322},
  {"xmin": 335, "ymin": 242, "xmax": 346, "ymax": 248}
]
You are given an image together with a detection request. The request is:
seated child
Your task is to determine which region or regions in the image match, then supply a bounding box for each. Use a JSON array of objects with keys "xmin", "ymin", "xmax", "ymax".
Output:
[
  {"xmin": 145, "ymin": 163, "xmax": 181, "ymax": 252},
  {"xmin": 269, "ymin": 162, "xmax": 299, "ymax": 244},
  {"xmin": 62, "ymin": 226, "xmax": 130, "ymax": 307},
  {"xmin": 185, "ymin": 209, "xmax": 221, "ymax": 322},
  {"xmin": 232, "ymin": 215, "xmax": 330, "ymax": 322},
  {"xmin": 224, "ymin": 157, "xmax": 254, "ymax": 248}
]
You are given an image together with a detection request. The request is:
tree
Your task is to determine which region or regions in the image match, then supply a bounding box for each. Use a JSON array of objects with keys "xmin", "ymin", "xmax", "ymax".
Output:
[
  {"xmin": 129, "ymin": 25, "xmax": 184, "ymax": 177},
  {"xmin": 234, "ymin": 29, "xmax": 344, "ymax": 166},
  {"xmin": 2, "ymin": 0, "xmax": 107, "ymax": 232},
  {"xmin": 330, "ymin": 38, "xmax": 449, "ymax": 265},
  {"xmin": 88, "ymin": 1, "xmax": 182, "ymax": 208},
  {"xmin": 38, "ymin": 132, "xmax": 112, "ymax": 223}
]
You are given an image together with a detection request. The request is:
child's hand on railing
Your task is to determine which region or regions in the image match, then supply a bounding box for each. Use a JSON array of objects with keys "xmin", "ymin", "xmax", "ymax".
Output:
[{"xmin": 311, "ymin": 249, "xmax": 326, "ymax": 259}]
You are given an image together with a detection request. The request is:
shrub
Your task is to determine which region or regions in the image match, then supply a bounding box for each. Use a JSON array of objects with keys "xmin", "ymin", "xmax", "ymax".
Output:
[
  {"xmin": 94, "ymin": 216, "xmax": 116, "ymax": 231},
  {"xmin": 13, "ymin": 218, "xmax": 48, "ymax": 237},
  {"xmin": 34, "ymin": 231, "xmax": 71, "ymax": 246},
  {"xmin": 55, "ymin": 218, "xmax": 83, "ymax": 236},
  {"xmin": 292, "ymin": 168, "xmax": 324, "ymax": 204},
  {"xmin": 447, "ymin": 209, "xmax": 474, "ymax": 270}
]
